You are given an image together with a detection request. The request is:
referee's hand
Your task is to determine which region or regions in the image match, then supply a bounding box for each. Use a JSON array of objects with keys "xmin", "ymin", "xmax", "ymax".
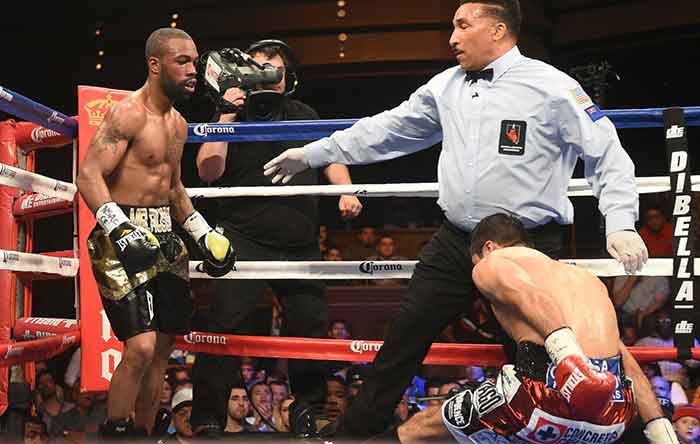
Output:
[
  {"xmin": 263, "ymin": 148, "xmax": 310, "ymax": 184},
  {"xmin": 606, "ymin": 230, "xmax": 649, "ymax": 274}
]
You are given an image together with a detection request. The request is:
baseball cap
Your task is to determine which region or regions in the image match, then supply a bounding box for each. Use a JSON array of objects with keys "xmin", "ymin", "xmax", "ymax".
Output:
[
  {"xmin": 673, "ymin": 404, "xmax": 700, "ymax": 422},
  {"xmin": 171, "ymin": 388, "xmax": 193, "ymax": 412}
]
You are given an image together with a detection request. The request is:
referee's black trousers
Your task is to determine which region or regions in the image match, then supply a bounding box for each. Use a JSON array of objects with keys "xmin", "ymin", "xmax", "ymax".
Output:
[{"xmin": 342, "ymin": 220, "xmax": 563, "ymax": 436}]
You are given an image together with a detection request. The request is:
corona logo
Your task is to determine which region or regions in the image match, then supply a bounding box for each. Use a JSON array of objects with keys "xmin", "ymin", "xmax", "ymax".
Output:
[
  {"xmin": 183, "ymin": 332, "xmax": 227, "ymax": 345},
  {"xmin": 31, "ymin": 127, "xmax": 61, "ymax": 143},
  {"xmin": 193, "ymin": 123, "xmax": 236, "ymax": 137},
  {"xmin": 84, "ymin": 94, "xmax": 115, "ymax": 126},
  {"xmin": 359, "ymin": 261, "xmax": 403, "ymax": 275},
  {"xmin": 350, "ymin": 340, "xmax": 382, "ymax": 353}
]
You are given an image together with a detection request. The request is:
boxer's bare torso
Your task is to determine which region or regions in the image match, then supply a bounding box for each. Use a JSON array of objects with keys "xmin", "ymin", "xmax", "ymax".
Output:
[
  {"xmin": 473, "ymin": 246, "xmax": 619, "ymax": 359},
  {"xmin": 79, "ymin": 88, "xmax": 188, "ymax": 210}
]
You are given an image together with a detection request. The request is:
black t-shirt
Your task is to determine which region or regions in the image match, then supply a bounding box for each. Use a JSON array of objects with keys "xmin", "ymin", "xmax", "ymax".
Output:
[{"xmin": 214, "ymin": 98, "xmax": 321, "ymax": 248}]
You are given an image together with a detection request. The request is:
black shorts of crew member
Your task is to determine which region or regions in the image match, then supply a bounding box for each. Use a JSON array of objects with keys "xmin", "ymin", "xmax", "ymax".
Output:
[{"xmin": 87, "ymin": 205, "xmax": 193, "ymax": 341}]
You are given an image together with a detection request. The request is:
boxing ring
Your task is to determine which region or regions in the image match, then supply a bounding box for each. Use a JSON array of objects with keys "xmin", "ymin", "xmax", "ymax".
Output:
[{"xmin": 0, "ymin": 84, "xmax": 699, "ymax": 405}]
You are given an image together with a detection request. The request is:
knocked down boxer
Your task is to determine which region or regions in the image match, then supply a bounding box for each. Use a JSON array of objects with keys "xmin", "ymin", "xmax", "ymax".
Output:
[{"xmin": 398, "ymin": 213, "xmax": 676, "ymax": 444}]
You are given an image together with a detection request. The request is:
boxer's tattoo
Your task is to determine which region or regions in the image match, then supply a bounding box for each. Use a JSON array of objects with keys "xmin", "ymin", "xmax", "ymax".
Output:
[{"xmin": 90, "ymin": 107, "xmax": 128, "ymax": 154}]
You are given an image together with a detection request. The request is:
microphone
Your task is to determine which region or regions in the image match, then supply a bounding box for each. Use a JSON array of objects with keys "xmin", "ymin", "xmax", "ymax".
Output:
[{"xmin": 472, "ymin": 91, "xmax": 479, "ymax": 99}]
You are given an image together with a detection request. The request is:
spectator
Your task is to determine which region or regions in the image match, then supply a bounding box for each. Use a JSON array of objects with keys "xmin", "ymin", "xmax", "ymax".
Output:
[
  {"xmin": 674, "ymin": 405, "xmax": 700, "ymax": 444},
  {"xmin": 34, "ymin": 361, "xmax": 48, "ymax": 375},
  {"xmin": 223, "ymin": 386, "xmax": 255, "ymax": 433},
  {"xmin": 34, "ymin": 370, "xmax": 72, "ymax": 434},
  {"xmin": 345, "ymin": 365, "xmax": 370, "ymax": 400},
  {"xmin": 639, "ymin": 202, "xmax": 673, "ymax": 258},
  {"xmin": 636, "ymin": 311, "xmax": 700, "ymax": 389},
  {"xmin": 325, "ymin": 376, "xmax": 349, "ymax": 423},
  {"xmin": 23, "ymin": 416, "xmax": 48, "ymax": 444},
  {"xmin": 346, "ymin": 227, "xmax": 378, "ymax": 260},
  {"xmin": 651, "ymin": 375, "xmax": 688, "ymax": 407},
  {"xmin": 319, "ymin": 225, "xmax": 328, "ymax": 256},
  {"xmin": 366, "ymin": 235, "xmax": 409, "ymax": 286},
  {"xmin": 612, "ymin": 275, "xmax": 669, "ymax": 329},
  {"xmin": 265, "ymin": 371, "xmax": 289, "ymax": 386},
  {"xmin": 323, "ymin": 249, "xmax": 353, "ymax": 285},
  {"xmin": 270, "ymin": 294, "xmax": 283, "ymax": 337},
  {"xmin": 620, "ymin": 317, "xmax": 639, "ymax": 346},
  {"xmin": 160, "ymin": 379, "xmax": 174, "ymax": 412},
  {"xmin": 50, "ymin": 381, "xmax": 106, "ymax": 440},
  {"xmin": 462, "ymin": 365, "xmax": 486, "ymax": 385},
  {"xmin": 269, "ymin": 381, "xmax": 289, "ymax": 407},
  {"xmin": 328, "ymin": 319, "xmax": 351, "ymax": 340},
  {"xmin": 323, "ymin": 247, "xmax": 343, "ymax": 262},
  {"xmin": 170, "ymin": 367, "xmax": 191, "ymax": 388},
  {"xmin": 152, "ymin": 378, "xmax": 175, "ymax": 436},
  {"xmin": 438, "ymin": 381, "xmax": 461, "ymax": 398},
  {"xmin": 393, "ymin": 391, "xmax": 411, "ymax": 424},
  {"xmin": 273, "ymin": 395, "xmax": 296, "ymax": 432},
  {"xmin": 240, "ymin": 358, "xmax": 258, "ymax": 389},
  {"xmin": 250, "ymin": 382, "xmax": 274, "ymax": 431},
  {"xmin": 159, "ymin": 388, "xmax": 193, "ymax": 444},
  {"xmin": 367, "ymin": 235, "xmax": 406, "ymax": 261},
  {"xmin": 424, "ymin": 377, "xmax": 448, "ymax": 407}
]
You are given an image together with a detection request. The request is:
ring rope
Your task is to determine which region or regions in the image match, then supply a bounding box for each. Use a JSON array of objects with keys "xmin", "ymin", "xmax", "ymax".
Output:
[
  {"xmin": 184, "ymin": 107, "xmax": 700, "ymax": 143},
  {"xmin": 2, "ymin": 161, "xmax": 696, "ymax": 202},
  {"xmin": 188, "ymin": 176, "xmax": 700, "ymax": 199},
  {"xmin": 0, "ymin": 249, "xmax": 78, "ymax": 277},
  {"xmin": 0, "ymin": 332, "xmax": 80, "ymax": 367},
  {"xmin": 0, "ymin": 252, "xmax": 685, "ymax": 279},
  {"xmin": 5, "ymin": 318, "xmax": 691, "ymax": 367},
  {"xmin": 173, "ymin": 334, "xmax": 695, "ymax": 366},
  {"xmin": 0, "ymin": 163, "xmax": 76, "ymax": 201}
]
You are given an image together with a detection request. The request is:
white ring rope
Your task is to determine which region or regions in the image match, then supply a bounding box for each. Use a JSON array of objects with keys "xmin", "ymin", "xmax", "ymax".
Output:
[
  {"xmin": 0, "ymin": 163, "xmax": 76, "ymax": 201},
  {"xmin": 188, "ymin": 258, "xmax": 678, "ymax": 279},
  {"xmin": 0, "ymin": 250, "xmax": 681, "ymax": 279},
  {"xmin": 1, "ymin": 162, "xmax": 691, "ymax": 202},
  {"xmin": 188, "ymin": 175, "xmax": 700, "ymax": 199},
  {"xmin": 0, "ymin": 250, "xmax": 78, "ymax": 277}
]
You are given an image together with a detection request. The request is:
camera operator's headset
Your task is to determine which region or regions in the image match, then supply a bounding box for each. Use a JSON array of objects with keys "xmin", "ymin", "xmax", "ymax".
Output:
[{"xmin": 245, "ymin": 39, "xmax": 299, "ymax": 96}]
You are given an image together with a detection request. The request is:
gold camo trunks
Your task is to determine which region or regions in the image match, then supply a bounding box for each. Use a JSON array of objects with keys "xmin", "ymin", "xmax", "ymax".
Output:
[{"xmin": 87, "ymin": 205, "xmax": 189, "ymax": 301}]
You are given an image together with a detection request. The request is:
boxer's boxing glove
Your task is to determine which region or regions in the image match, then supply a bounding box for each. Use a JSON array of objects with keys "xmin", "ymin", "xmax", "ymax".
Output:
[
  {"xmin": 545, "ymin": 327, "xmax": 616, "ymax": 421},
  {"xmin": 96, "ymin": 202, "xmax": 161, "ymax": 276},
  {"xmin": 183, "ymin": 211, "xmax": 235, "ymax": 277},
  {"xmin": 555, "ymin": 355, "xmax": 616, "ymax": 421}
]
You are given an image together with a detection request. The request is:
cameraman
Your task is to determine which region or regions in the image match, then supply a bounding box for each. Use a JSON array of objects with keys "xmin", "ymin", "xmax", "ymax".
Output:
[{"xmin": 191, "ymin": 39, "xmax": 362, "ymax": 434}]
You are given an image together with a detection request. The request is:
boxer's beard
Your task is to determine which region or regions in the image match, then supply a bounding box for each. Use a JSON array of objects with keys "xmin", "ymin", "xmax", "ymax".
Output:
[{"xmin": 160, "ymin": 72, "xmax": 191, "ymax": 102}]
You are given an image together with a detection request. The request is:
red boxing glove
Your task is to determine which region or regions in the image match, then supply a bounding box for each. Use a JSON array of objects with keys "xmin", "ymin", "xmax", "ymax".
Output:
[{"xmin": 556, "ymin": 355, "xmax": 616, "ymax": 422}]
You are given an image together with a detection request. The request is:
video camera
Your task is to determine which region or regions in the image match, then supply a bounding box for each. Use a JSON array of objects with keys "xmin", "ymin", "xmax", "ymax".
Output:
[{"xmin": 198, "ymin": 47, "xmax": 284, "ymax": 119}]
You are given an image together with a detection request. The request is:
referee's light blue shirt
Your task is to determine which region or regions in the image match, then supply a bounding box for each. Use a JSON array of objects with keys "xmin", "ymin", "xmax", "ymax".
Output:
[{"xmin": 304, "ymin": 46, "xmax": 638, "ymax": 235}]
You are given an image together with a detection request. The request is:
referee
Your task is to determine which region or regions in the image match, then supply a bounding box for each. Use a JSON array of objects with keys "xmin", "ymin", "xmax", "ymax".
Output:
[{"xmin": 264, "ymin": 0, "xmax": 648, "ymax": 436}]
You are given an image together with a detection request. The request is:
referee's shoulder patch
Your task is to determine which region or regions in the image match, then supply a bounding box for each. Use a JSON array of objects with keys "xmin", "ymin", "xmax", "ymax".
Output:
[{"xmin": 568, "ymin": 86, "xmax": 604, "ymax": 122}]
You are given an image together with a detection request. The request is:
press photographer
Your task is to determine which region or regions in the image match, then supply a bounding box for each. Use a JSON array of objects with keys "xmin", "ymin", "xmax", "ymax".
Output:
[{"xmin": 191, "ymin": 39, "xmax": 363, "ymax": 435}]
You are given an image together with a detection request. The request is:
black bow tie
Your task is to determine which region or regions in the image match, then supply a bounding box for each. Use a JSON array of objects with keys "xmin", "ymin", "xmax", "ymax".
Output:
[{"xmin": 465, "ymin": 68, "xmax": 494, "ymax": 83}]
